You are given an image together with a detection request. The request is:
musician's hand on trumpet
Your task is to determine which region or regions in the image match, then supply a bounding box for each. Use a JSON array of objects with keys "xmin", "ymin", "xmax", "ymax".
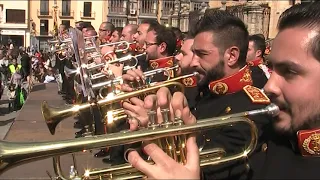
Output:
[
  {"xmin": 127, "ymin": 87, "xmax": 200, "ymax": 179},
  {"xmin": 121, "ymin": 66, "xmax": 145, "ymax": 92},
  {"xmin": 122, "ymin": 97, "xmax": 149, "ymax": 131}
]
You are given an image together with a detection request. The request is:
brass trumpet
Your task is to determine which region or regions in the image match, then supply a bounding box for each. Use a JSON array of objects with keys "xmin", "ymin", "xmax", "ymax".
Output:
[
  {"xmin": 64, "ymin": 53, "xmax": 143, "ymax": 78},
  {"xmin": 85, "ymin": 41, "xmax": 132, "ymax": 54},
  {"xmin": 42, "ymin": 74, "xmax": 194, "ymax": 135},
  {"xmin": 0, "ymin": 104, "xmax": 279, "ymax": 180},
  {"xmin": 92, "ymin": 64, "xmax": 181, "ymax": 92}
]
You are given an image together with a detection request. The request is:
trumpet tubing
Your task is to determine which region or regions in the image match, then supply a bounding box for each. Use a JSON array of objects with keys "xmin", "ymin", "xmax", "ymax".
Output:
[
  {"xmin": 91, "ymin": 64, "xmax": 182, "ymax": 91},
  {"xmin": 64, "ymin": 53, "xmax": 141, "ymax": 77},
  {"xmin": 42, "ymin": 76, "xmax": 190, "ymax": 135},
  {"xmin": 0, "ymin": 104, "xmax": 279, "ymax": 179}
]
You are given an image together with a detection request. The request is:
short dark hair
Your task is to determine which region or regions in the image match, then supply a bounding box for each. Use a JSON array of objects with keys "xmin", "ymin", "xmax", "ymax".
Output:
[
  {"xmin": 171, "ymin": 27, "xmax": 183, "ymax": 40},
  {"xmin": 153, "ymin": 25, "xmax": 177, "ymax": 56},
  {"xmin": 101, "ymin": 22, "xmax": 115, "ymax": 33},
  {"xmin": 195, "ymin": 9, "xmax": 249, "ymax": 66},
  {"xmin": 141, "ymin": 19, "xmax": 160, "ymax": 32},
  {"xmin": 115, "ymin": 27, "xmax": 123, "ymax": 35},
  {"xmin": 278, "ymin": 2, "xmax": 320, "ymax": 61},
  {"xmin": 249, "ymin": 34, "xmax": 266, "ymax": 57},
  {"xmin": 84, "ymin": 24, "xmax": 95, "ymax": 31}
]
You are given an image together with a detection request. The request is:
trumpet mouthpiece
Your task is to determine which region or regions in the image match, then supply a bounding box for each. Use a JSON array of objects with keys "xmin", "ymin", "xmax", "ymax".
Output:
[{"xmin": 265, "ymin": 103, "xmax": 280, "ymax": 117}]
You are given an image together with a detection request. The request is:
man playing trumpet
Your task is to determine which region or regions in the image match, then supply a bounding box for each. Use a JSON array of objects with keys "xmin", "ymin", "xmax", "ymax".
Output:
[
  {"xmin": 127, "ymin": 2, "xmax": 320, "ymax": 179},
  {"xmin": 124, "ymin": 9, "xmax": 272, "ymax": 179}
]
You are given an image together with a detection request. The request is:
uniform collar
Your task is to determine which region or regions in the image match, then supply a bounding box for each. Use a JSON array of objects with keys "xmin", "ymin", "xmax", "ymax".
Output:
[
  {"xmin": 208, "ymin": 65, "xmax": 253, "ymax": 95},
  {"xmin": 297, "ymin": 128, "xmax": 320, "ymax": 157},
  {"xmin": 248, "ymin": 58, "xmax": 264, "ymax": 66},
  {"xmin": 149, "ymin": 56, "xmax": 175, "ymax": 69},
  {"xmin": 181, "ymin": 75, "xmax": 197, "ymax": 87}
]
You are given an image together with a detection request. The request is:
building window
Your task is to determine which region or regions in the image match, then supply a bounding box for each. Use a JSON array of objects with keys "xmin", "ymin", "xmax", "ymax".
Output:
[
  {"xmin": 192, "ymin": 2, "xmax": 202, "ymax": 11},
  {"xmin": 109, "ymin": 17, "xmax": 127, "ymax": 27},
  {"xmin": 40, "ymin": 0, "xmax": 49, "ymax": 15},
  {"xmin": 40, "ymin": 19, "xmax": 49, "ymax": 35},
  {"xmin": 162, "ymin": 0, "xmax": 175, "ymax": 16},
  {"xmin": 160, "ymin": 19, "xmax": 168, "ymax": 25},
  {"xmin": 83, "ymin": 2, "xmax": 92, "ymax": 17},
  {"xmin": 6, "ymin": 9, "xmax": 25, "ymax": 23},
  {"xmin": 61, "ymin": 20, "xmax": 70, "ymax": 28},
  {"xmin": 140, "ymin": 0, "xmax": 158, "ymax": 15},
  {"xmin": 62, "ymin": 0, "xmax": 71, "ymax": 16},
  {"xmin": 109, "ymin": 0, "xmax": 127, "ymax": 14}
]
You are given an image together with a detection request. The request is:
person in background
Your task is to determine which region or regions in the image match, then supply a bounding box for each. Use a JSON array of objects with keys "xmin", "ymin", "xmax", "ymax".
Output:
[
  {"xmin": 121, "ymin": 24, "xmax": 138, "ymax": 43},
  {"xmin": 98, "ymin": 22, "xmax": 115, "ymax": 44},
  {"xmin": 109, "ymin": 27, "xmax": 123, "ymax": 43},
  {"xmin": 247, "ymin": 34, "xmax": 270, "ymax": 88}
]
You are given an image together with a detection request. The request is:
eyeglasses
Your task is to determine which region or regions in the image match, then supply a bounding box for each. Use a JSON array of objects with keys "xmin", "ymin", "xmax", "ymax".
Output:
[{"xmin": 144, "ymin": 42, "xmax": 158, "ymax": 48}]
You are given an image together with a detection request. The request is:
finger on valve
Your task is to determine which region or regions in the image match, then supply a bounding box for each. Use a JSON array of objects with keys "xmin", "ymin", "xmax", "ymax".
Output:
[{"xmin": 155, "ymin": 87, "xmax": 174, "ymax": 124}]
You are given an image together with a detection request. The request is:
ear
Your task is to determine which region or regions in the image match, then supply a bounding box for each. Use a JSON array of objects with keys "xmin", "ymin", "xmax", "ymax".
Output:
[
  {"xmin": 255, "ymin": 49, "xmax": 262, "ymax": 58},
  {"xmin": 158, "ymin": 42, "xmax": 167, "ymax": 53},
  {"xmin": 225, "ymin": 46, "xmax": 240, "ymax": 66}
]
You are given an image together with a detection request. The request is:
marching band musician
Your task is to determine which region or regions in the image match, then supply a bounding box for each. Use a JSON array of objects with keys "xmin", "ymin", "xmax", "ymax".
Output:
[
  {"xmin": 246, "ymin": 34, "xmax": 271, "ymax": 89},
  {"xmin": 121, "ymin": 24, "xmax": 177, "ymax": 94},
  {"xmin": 174, "ymin": 34, "xmax": 198, "ymax": 110},
  {"xmin": 121, "ymin": 24, "xmax": 138, "ymax": 43},
  {"xmin": 127, "ymin": 2, "xmax": 320, "ymax": 179},
  {"xmin": 133, "ymin": 19, "xmax": 160, "ymax": 71},
  {"xmin": 109, "ymin": 27, "xmax": 123, "ymax": 43},
  {"xmin": 98, "ymin": 22, "xmax": 115, "ymax": 45},
  {"xmin": 126, "ymin": 9, "xmax": 272, "ymax": 179}
]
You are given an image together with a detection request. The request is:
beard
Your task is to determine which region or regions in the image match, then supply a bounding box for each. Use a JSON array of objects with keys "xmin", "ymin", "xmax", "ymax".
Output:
[
  {"xmin": 197, "ymin": 59, "xmax": 225, "ymax": 87},
  {"xmin": 272, "ymin": 97, "xmax": 320, "ymax": 135}
]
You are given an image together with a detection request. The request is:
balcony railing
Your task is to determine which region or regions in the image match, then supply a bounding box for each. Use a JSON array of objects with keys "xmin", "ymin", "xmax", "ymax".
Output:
[
  {"xmin": 59, "ymin": 10, "xmax": 74, "ymax": 18},
  {"xmin": 109, "ymin": 6, "xmax": 127, "ymax": 15},
  {"xmin": 139, "ymin": 0, "xmax": 158, "ymax": 16},
  {"xmin": 191, "ymin": 2, "xmax": 204, "ymax": 11},
  {"xmin": 37, "ymin": 9, "xmax": 52, "ymax": 17},
  {"xmin": 108, "ymin": 0, "xmax": 128, "ymax": 15},
  {"xmin": 80, "ymin": 11, "xmax": 96, "ymax": 19},
  {"xmin": 162, "ymin": 0, "xmax": 175, "ymax": 16}
]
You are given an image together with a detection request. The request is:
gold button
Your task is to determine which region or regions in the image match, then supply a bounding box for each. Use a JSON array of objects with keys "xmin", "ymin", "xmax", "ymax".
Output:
[
  {"xmin": 225, "ymin": 107, "xmax": 231, "ymax": 114},
  {"xmin": 262, "ymin": 143, "xmax": 268, "ymax": 152}
]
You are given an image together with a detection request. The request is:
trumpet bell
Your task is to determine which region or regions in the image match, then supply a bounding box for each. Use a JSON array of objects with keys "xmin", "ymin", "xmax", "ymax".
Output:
[{"xmin": 41, "ymin": 101, "xmax": 77, "ymax": 135}]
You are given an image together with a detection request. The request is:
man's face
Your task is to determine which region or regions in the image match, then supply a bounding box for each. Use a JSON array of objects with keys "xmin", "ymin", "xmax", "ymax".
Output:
[
  {"xmin": 110, "ymin": 31, "xmax": 120, "ymax": 43},
  {"xmin": 121, "ymin": 26, "xmax": 134, "ymax": 42},
  {"xmin": 12, "ymin": 59, "xmax": 17, "ymax": 65},
  {"xmin": 246, "ymin": 41, "xmax": 258, "ymax": 62},
  {"xmin": 75, "ymin": 23, "xmax": 81, "ymax": 31},
  {"xmin": 143, "ymin": 30, "xmax": 159, "ymax": 61},
  {"xmin": 175, "ymin": 39, "xmax": 194, "ymax": 74},
  {"xmin": 191, "ymin": 31, "xmax": 226, "ymax": 86},
  {"xmin": 99, "ymin": 23, "xmax": 110, "ymax": 40},
  {"xmin": 133, "ymin": 24, "xmax": 149, "ymax": 47},
  {"xmin": 264, "ymin": 28, "xmax": 320, "ymax": 134}
]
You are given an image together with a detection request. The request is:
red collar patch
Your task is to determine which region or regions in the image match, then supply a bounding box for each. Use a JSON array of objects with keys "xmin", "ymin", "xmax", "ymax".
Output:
[
  {"xmin": 181, "ymin": 76, "xmax": 197, "ymax": 87},
  {"xmin": 149, "ymin": 56, "xmax": 175, "ymax": 69},
  {"xmin": 208, "ymin": 66, "xmax": 253, "ymax": 95},
  {"xmin": 297, "ymin": 129, "xmax": 320, "ymax": 157}
]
